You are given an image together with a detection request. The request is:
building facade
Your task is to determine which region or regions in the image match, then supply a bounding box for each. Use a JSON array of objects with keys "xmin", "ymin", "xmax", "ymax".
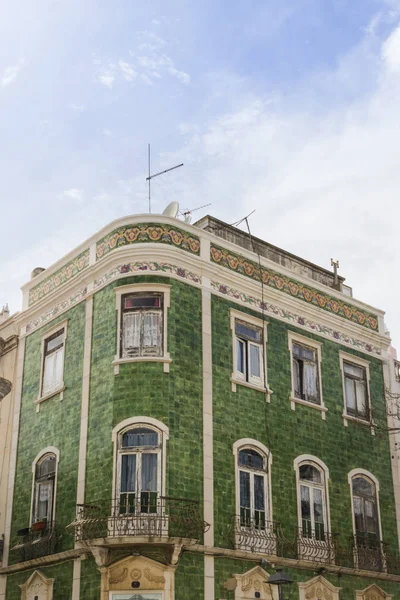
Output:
[
  {"xmin": 0, "ymin": 214, "xmax": 400, "ymax": 600},
  {"xmin": 0, "ymin": 307, "xmax": 19, "ymax": 570}
]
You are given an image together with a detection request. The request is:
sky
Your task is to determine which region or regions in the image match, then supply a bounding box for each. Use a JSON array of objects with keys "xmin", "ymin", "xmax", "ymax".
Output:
[{"xmin": 1, "ymin": 0, "xmax": 400, "ymax": 346}]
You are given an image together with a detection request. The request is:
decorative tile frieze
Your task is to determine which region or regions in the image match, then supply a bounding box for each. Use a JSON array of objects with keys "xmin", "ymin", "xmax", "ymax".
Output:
[
  {"xmin": 211, "ymin": 281, "xmax": 382, "ymax": 357},
  {"xmin": 96, "ymin": 222, "xmax": 201, "ymax": 260},
  {"xmin": 94, "ymin": 261, "xmax": 201, "ymax": 289},
  {"xmin": 210, "ymin": 245, "xmax": 378, "ymax": 331},
  {"xmin": 26, "ymin": 287, "xmax": 87, "ymax": 334},
  {"xmin": 28, "ymin": 250, "xmax": 90, "ymax": 307}
]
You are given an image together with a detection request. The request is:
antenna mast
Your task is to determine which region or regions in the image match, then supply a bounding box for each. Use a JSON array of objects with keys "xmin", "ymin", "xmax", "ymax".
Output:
[{"xmin": 146, "ymin": 144, "xmax": 183, "ymax": 213}]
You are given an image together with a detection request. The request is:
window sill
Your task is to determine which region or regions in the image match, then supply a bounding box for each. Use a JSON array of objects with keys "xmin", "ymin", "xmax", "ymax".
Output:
[
  {"xmin": 230, "ymin": 376, "xmax": 273, "ymax": 402},
  {"xmin": 290, "ymin": 396, "xmax": 327, "ymax": 420},
  {"xmin": 342, "ymin": 412, "xmax": 375, "ymax": 434},
  {"xmin": 35, "ymin": 385, "xmax": 65, "ymax": 413},
  {"xmin": 113, "ymin": 355, "xmax": 172, "ymax": 375}
]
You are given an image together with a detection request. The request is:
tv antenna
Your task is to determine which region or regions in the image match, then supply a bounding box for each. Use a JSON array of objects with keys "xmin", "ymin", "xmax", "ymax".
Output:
[
  {"xmin": 178, "ymin": 203, "xmax": 212, "ymax": 224},
  {"xmin": 146, "ymin": 143, "xmax": 183, "ymax": 213}
]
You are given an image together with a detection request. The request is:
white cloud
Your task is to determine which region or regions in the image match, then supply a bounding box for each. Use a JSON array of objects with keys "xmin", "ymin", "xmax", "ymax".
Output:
[
  {"xmin": 60, "ymin": 188, "xmax": 84, "ymax": 204},
  {"xmin": 1, "ymin": 60, "xmax": 24, "ymax": 87},
  {"xmin": 382, "ymin": 24, "xmax": 400, "ymax": 69},
  {"xmin": 102, "ymin": 129, "xmax": 112, "ymax": 136},
  {"xmin": 98, "ymin": 71, "xmax": 115, "ymax": 88},
  {"xmin": 118, "ymin": 60, "xmax": 136, "ymax": 81},
  {"xmin": 68, "ymin": 103, "xmax": 86, "ymax": 112}
]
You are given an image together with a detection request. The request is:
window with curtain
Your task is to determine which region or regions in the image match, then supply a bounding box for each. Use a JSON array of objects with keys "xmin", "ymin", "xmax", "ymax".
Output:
[
  {"xmin": 118, "ymin": 426, "xmax": 161, "ymax": 514},
  {"xmin": 352, "ymin": 476, "xmax": 379, "ymax": 541},
  {"xmin": 344, "ymin": 362, "xmax": 369, "ymax": 420},
  {"xmin": 234, "ymin": 320, "xmax": 264, "ymax": 386},
  {"xmin": 238, "ymin": 447, "xmax": 268, "ymax": 530},
  {"xmin": 292, "ymin": 342, "xmax": 320, "ymax": 405},
  {"xmin": 121, "ymin": 294, "xmax": 163, "ymax": 358},
  {"xmin": 298, "ymin": 462, "xmax": 327, "ymax": 540},
  {"xmin": 42, "ymin": 329, "xmax": 65, "ymax": 396},
  {"xmin": 32, "ymin": 453, "xmax": 57, "ymax": 524}
]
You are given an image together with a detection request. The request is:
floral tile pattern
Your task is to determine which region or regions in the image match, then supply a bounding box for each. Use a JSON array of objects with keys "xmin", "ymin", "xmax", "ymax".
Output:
[
  {"xmin": 94, "ymin": 261, "xmax": 202, "ymax": 289},
  {"xmin": 96, "ymin": 223, "xmax": 201, "ymax": 260},
  {"xmin": 28, "ymin": 250, "xmax": 90, "ymax": 307},
  {"xmin": 210, "ymin": 245, "xmax": 378, "ymax": 331},
  {"xmin": 211, "ymin": 281, "xmax": 382, "ymax": 357},
  {"xmin": 26, "ymin": 287, "xmax": 87, "ymax": 334}
]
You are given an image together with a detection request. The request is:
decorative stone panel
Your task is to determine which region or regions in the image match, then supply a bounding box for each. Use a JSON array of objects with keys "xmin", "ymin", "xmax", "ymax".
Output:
[
  {"xmin": 19, "ymin": 570, "xmax": 54, "ymax": 600},
  {"xmin": 100, "ymin": 555, "xmax": 175, "ymax": 600},
  {"xmin": 96, "ymin": 222, "xmax": 201, "ymax": 259},
  {"xmin": 233, "ymin": 566, "xmax": 278, "ymax": 600},
  {"xmin": 210, "ymin": 244, "xmax": 379, "ymax": 331},
  {"xmin": 355, "ymin": 584, "xmax": 393, "ymax": 600},
  {"xmin": 298, "ymin": 575, "xmax": 341, "ymax": 600}
]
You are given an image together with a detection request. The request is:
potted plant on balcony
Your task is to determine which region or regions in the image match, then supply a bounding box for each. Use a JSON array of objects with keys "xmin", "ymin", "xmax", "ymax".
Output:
[{"xmin": 31, "ymin": 519, "xmax": 47, "ymax": 533}]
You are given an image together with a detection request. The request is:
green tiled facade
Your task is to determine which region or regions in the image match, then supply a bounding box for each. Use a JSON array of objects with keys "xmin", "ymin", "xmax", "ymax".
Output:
[{"xmin": 3, "ymin": 216, "xmax": 400, "ymax": 600}]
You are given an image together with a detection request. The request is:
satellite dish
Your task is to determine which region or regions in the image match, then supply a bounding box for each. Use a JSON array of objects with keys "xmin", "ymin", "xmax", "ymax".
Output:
[{"xmin": 162, "ymin": 201, "xmax": 179, "ymax": 218}]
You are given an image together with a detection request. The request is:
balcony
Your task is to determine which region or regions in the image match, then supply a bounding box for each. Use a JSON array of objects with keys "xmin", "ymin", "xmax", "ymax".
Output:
[
  {"xmin": 11, "ymin": 522, "xmax": 58, "ymax": 562},
  {"xmin": 69, "ymin": 495, "xmax": 206, "ymax": 545},
  {"xmin": 233, "ymin": 515, "xmax": 277, "ymax": 555}
]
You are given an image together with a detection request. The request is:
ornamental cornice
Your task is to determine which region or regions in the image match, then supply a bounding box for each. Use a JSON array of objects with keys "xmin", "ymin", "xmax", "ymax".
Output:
[
  {"xmin": 15, "ymin": 239, "xmax": 389, "ymax": 357},
  {"xmin": 21, "ymin": 214, "xmax": 384, "ymax": 321},
  {"xmin": 210, "ymin": 243, "xmax": 379, "ymax": 331}
]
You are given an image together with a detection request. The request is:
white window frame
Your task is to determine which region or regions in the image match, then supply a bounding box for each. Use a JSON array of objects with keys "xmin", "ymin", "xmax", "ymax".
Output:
[
  {"xmin": 230, "ymin": 309, "xmax": 270, "ymax": 397},
  {"xmin": 288, "ymin": 332, "xmax": 326, "ymax": 419},
  {"xmin": 348, "ymin": 469, "xmax": 383, "ymax": 544},
  {"xmin": 112, "ymin": 417, "xmax": 169, "ymax": 505},
  {"xmin": 294, "ymin": 455, "xmax": 331, "ymax": 542},
  {"xmin": 36, "ymin": 320, "xmax": 67, "ymax": 410},
  {"xmin": 233, "ymin": 439, "xmax": 273, "ymax": 534},
  {"xmin": 113, "ymin": 284, "xmax": 171, "ymax": 374},
  {"xmin": 30, "ymin": 447, "xmax": 60, "ymax": 527},
  {"xmin": 339, "ymin": 352, "xmax": 373, "ymax": 430}
]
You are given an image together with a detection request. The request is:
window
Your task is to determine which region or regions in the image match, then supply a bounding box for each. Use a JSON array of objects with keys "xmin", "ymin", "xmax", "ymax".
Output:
[
  {"xmin": 113, "ymin": 418, "xmax": 169, "ymax": 518},
  {"xmin": 114, "ymin": 284, "xmax": 171, "ymax": 374},
  {"xmin": 121, "ymin": 293, "xmax": 163, "ymax": 358},
  {"xmin": 298, "ymin": 464, "xmax": 326, "ymax": 540},
  {"xmin": 288, "ymin": 333, "xmax": 325, "ymax": 416},
  {"xmin": 292, "ymin": 343, "xmax": 320, "ymax": 405},
  {"xmin": 294, "ymin": 456, "xmax": 330, "ymax": 547},
  {"xmin": 349, "ymin": 470, "xmax": 383, "ymax": 571},
  {"xmin": 352, "ymin": 476, "xmax": 379, "ymax": 542},
  {"xmin": 343, "ymin": 362, "xmax": 368, "ymax": 420},
  {"xmin": 42, "ymin": 329, "xmax": 65, "ymax": 397},
  {"xmin": 230, "ymin": 310, "xmax": 268, "ymax": 392},
  {"xmin": 31, "ymin": 451, "xmax": 58, "ymax": 525},
  {"xmin": 235, "ymin": 320, "xmax": 264, "ymax": 385},
  {"xmin": 339, "ymin": 352, "xmax": 371, "ymax": 426},
  {"xmin": 234, "ymin": 442, "xmax": 271, "ymax": 529}
]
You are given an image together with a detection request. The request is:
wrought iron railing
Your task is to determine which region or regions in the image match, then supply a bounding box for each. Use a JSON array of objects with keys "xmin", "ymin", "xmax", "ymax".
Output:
[
  {"xmin": 222, "ymin": 519, "xmax": 400, "ymax": 574},
  {"xmin": 232, "ymin": 515, "xmax": 278, "ymax": 554},
  {"xmin": 69, "ymin": 496, "xmax": 206, "ymax": 543},
  {"xmin": 11, "ymin": 522, "xmax": 58, "ymax": 562}
]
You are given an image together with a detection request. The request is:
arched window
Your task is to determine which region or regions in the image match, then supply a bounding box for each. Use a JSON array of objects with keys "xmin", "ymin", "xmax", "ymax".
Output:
[
  {"xmin": 349, "ymin": 470, "xmax": 383, "ymax": 570},
  {"xmin": 31, "ymin": 450, "xmax": 58, "ymax": 525},
  {"xmin": 233, "ymin": 440, "xmax": 271, "ymax": 531},
  {"xmin": 113, "ymin": 418, "xmax": 168, "ymax": 516},
  {"xmin": 352, "ymin": 475, "xmax": 379, "ymax": 541},
  {"xmin": 294, "ymin": 456, "xmax": 330, "ymax": 542}
]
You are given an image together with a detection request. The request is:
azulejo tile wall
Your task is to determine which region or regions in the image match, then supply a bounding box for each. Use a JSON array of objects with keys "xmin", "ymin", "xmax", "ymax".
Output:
[
  {"xmin": 210, "ymin": 244, "xmax": 379, "ymax": 331},
  {"xmin": 28, "ymin": 250, "xmax": 90, "ymax": 307},
  {"xmin": 96, "ymin": 223, "xmax": 201, "ymax": 259},
  {"xmin": 211, "ymin": 281, "xmax": 382, "ymax": 356}
]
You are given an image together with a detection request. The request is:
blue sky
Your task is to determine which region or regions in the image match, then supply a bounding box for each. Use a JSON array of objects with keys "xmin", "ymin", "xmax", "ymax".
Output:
[{"xmin": 1, "ymin": 0, "xmax": 400, "ymax": 346}]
